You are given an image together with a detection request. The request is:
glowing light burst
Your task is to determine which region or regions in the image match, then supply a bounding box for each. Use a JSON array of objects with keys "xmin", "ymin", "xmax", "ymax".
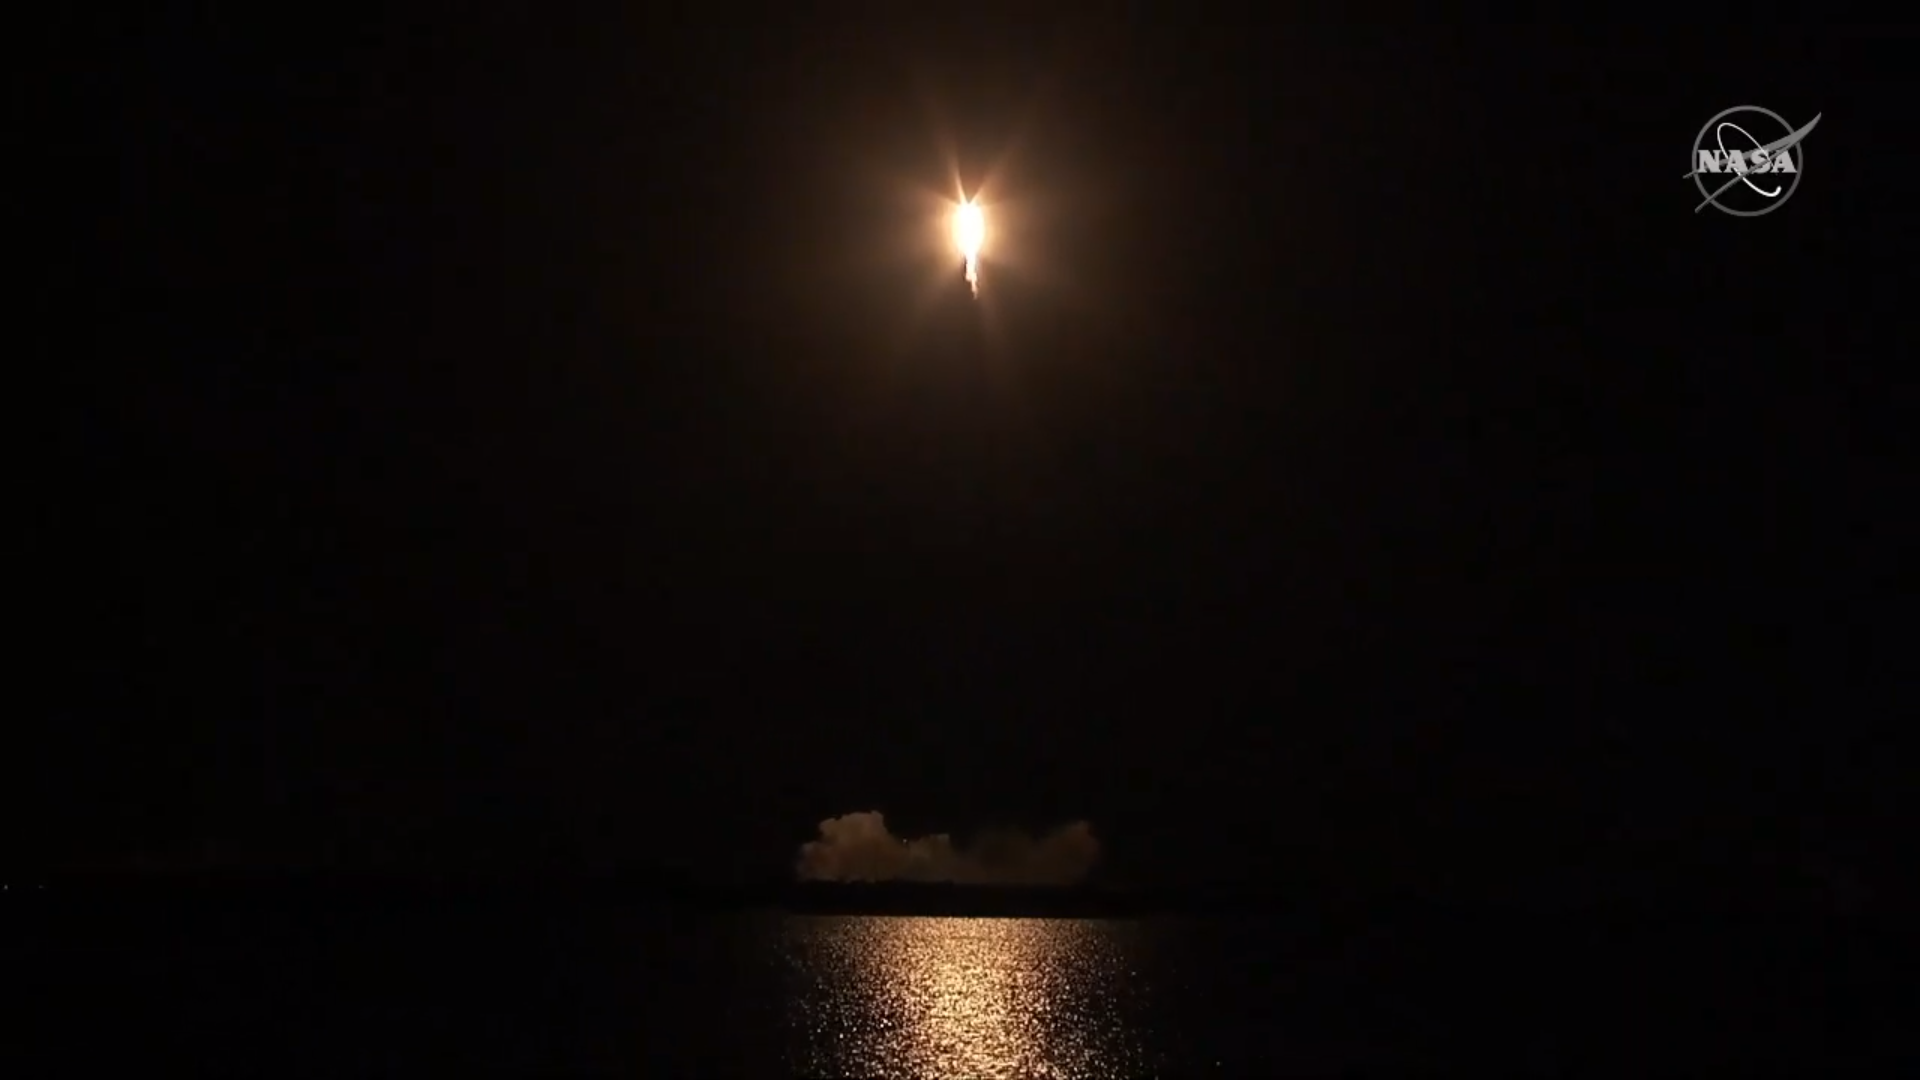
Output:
[{"xmin": 952, "ymin": 200, "xmax": 985, "ymax": 297}]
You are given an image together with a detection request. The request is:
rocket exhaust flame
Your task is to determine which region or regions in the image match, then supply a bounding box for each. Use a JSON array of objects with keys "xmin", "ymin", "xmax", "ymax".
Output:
[{"xmin": 953, "ymin": 200, "xmax": 984, "ymax": 298}]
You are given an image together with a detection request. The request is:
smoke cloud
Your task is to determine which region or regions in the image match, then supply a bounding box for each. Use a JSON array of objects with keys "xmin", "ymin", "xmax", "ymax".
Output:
[{"xmin": 795, "ymin": 811, "xmax": 1100, "ymax": 886}]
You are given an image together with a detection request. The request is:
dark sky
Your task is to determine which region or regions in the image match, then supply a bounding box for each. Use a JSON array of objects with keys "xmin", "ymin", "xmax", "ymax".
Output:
[{"xmin": 44, "ymin": 13, "xmax": 1908, "ymax": 890}]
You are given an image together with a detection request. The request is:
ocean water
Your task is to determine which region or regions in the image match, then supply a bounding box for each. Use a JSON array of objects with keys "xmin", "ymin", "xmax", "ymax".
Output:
[{"xmin": 27, "ymin": 904, "xmax": 1908, "ymax": 1072}]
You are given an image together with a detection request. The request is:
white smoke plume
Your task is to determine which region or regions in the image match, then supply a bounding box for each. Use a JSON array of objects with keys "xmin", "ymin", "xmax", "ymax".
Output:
[{"xmin": 795, "ymin": 811, "xmax": 1100, "ymax": 886}]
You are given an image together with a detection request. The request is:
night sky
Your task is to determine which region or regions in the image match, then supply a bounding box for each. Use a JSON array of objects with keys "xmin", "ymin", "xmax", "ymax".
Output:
[{"xmin": 44, "ymin": 13, "xmax": 1908, "ymax": 893}]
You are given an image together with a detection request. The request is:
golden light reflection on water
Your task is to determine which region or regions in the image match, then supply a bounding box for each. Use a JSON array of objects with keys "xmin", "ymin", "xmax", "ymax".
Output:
[{"xmin": 782, "ymin": 916, "xmax": 1158, "ymax": 1079}]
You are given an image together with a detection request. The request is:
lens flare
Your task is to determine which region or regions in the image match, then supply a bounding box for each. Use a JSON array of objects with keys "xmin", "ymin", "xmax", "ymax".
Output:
[{"xmin": 952, "ymin": 200, "xmax": 984, "ymax": 297}]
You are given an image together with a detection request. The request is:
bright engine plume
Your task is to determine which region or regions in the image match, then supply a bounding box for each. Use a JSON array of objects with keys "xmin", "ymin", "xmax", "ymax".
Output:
[{"xmin": 952, "ymin": 200, "xmax": 984, "ymax": 297}]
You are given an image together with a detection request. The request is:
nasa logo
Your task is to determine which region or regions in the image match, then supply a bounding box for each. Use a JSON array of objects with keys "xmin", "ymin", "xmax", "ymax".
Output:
[{"xmin": 1684, "ymin": 105, "xmax": 1821, "ymax": 217}]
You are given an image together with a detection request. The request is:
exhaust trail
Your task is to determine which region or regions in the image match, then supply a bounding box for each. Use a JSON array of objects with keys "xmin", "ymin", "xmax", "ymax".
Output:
[
  {"xmin": 796, "ymin": 811, "xmax": 1100, "ymax": 885},
  {"xmin": 954, "ymin": 200, "xmax": 984, "ymax": 298}
]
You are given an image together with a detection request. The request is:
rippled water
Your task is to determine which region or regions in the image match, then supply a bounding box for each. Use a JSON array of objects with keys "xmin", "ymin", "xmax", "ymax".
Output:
[
  {"xmin": 33, "ymin": 905, "xmax": 1901, "ymax": 1071},
  {"xmin": 776, "ymin": 916, "xmax": 1164, "ymax": 1078}
]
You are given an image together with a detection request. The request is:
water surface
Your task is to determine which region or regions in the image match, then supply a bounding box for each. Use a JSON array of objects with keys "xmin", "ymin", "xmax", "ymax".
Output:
[{"xmin": 29, "ymin": 904, "xmax": 1903, "ymax": 1072}]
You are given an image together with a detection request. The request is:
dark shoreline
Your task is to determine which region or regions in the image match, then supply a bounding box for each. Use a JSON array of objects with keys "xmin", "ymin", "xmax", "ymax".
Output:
[{"xmin": 10, "ymin": 872, "xmax": 1898, "ymax": 922}]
